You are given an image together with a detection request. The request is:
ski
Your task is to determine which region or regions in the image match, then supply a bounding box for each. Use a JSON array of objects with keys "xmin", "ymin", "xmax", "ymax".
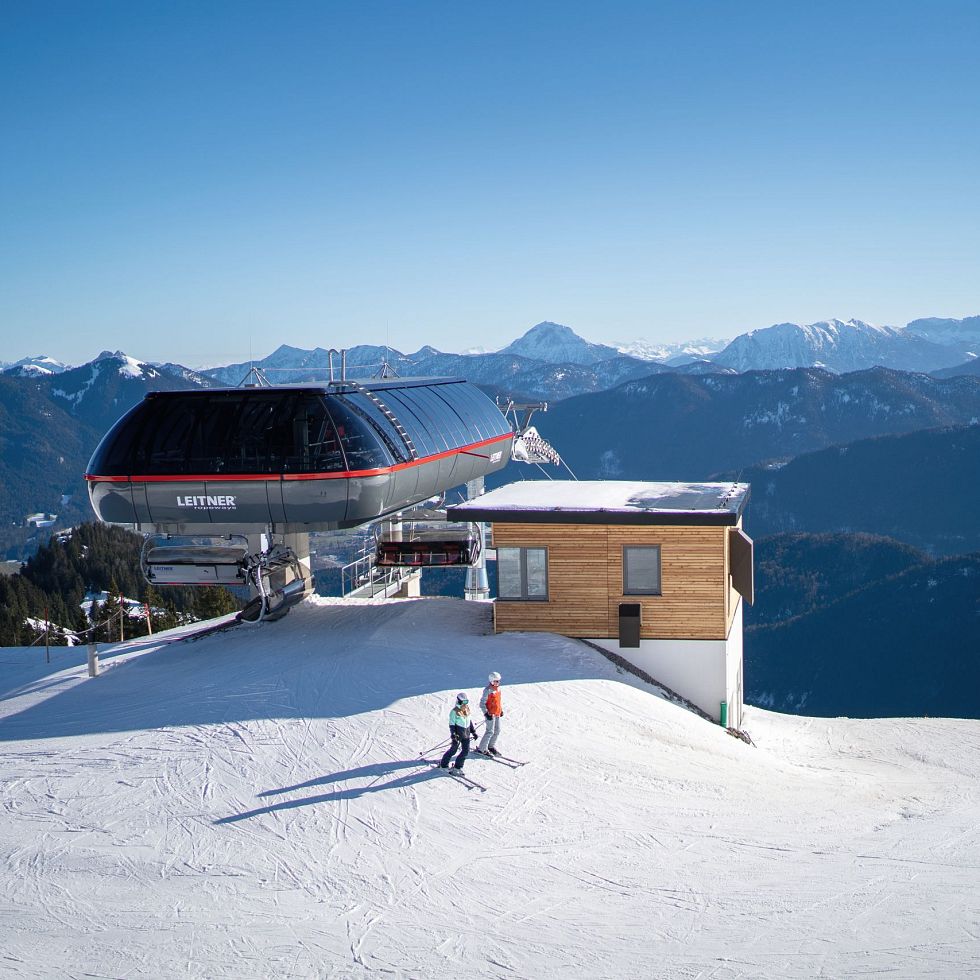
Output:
[
  {"xmin": 420, "ymin": 758, "xmax": 487, "ymax": 791},
  {"xmin": 472, "ymin": 749, "xmax": 524, "ymax": 768},
  {"xmin": 476, "ymin": 750, "xmax": 527, "ymax": 767},
  {"xmin": 446, "ymin": 768, "xmax": 487, "ymax": 791}
]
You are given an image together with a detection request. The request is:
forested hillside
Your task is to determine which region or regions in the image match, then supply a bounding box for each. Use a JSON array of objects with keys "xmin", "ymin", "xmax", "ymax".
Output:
[
  {"xmin": 0, "ymin": 375, "xmax": 97, "ymax": 527},
  {"xmin": 739, "ymin": 424, "xmax": 980, "ymax": 555},
  {"xmin": 0, "ymin": 524, "xmax": 240, "ymax": 646},
  {"xmin": 0, "ymin": 355, "xmax": 209, "ymax": 559},
  {"xmin": 745, "ymin": 552, "xmax": 980, "ymax": 718},
  {"xmin": 745, "ymin": 533, "xmax": 928, "ymax": 627}
]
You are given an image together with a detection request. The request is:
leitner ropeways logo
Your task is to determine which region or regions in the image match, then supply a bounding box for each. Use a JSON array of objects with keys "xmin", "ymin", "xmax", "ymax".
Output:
[{"xmin": 176, "ymin": 494, "xmax": 237, "ymax": 510}]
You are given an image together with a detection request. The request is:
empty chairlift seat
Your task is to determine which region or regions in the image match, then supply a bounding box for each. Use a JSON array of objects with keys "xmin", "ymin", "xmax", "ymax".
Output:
[
  {"xmin": 140, "ymin": 534, "xmax": 250, "ymax": 586},
  {"xmin": 374, "ymin": 524, "xmax": 482, "ymax": 567}
]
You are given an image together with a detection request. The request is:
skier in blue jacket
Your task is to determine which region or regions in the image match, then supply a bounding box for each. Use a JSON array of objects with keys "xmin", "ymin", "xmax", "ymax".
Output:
[{"xmin": 440, "ymin": 692, "xmax": 478, "ymax": 772}]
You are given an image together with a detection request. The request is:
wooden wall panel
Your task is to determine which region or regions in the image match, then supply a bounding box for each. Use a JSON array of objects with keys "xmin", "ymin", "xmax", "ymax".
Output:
[
  {"xmin": 492, "ymin": 523, "xmax": 611, "ymax": 636},
  {"xmin": 491, "ymin": 521, "xmax": 731, "ymax": 640}
]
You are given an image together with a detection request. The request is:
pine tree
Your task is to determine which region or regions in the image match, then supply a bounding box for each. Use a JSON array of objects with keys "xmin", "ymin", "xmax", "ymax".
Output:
[{"xmin": 193, "ymin": 587, "xmax": 240, "ymax": 620}]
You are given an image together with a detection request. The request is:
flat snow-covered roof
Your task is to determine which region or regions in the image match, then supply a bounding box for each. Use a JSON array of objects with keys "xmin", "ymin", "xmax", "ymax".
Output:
[{"xmin": 447, "ymin": 480, "xmax": 750, "ymax": 526}]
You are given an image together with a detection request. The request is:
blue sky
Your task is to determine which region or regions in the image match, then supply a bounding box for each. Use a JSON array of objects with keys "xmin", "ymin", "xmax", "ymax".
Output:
[{"xmin": 1, "ymin": 1, "xmax": 978, "ymax": 367}]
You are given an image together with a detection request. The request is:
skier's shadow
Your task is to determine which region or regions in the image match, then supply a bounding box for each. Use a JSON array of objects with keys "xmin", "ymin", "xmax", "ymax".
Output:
[
  {"xmin": 214, "ymin": 760, "xmax": 442, "ymax": 824},
  {"xmin": 256, "ymin": 759, "xmax": 425, "ymax": 797}
]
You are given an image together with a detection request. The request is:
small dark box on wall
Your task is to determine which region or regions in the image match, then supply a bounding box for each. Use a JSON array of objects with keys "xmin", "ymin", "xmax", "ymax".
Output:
[{"xmin": 619, "ymin": 602, "xmax": 641, "ymax": 648}]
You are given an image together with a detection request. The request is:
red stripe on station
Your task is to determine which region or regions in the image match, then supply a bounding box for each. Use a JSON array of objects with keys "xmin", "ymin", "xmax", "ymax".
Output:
[{"xmin": 85, "ymin": 432, "xmax": 512, "ymax": 484}]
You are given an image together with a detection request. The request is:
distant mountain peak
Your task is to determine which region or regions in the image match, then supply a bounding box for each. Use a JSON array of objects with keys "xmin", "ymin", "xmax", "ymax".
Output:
[
  {"xmin": 88, "ymin": 350, "xmax": 157, "ymax": 378},
  {"xmin": 2, "ymin": 354, "xmax": 70, "ymax": 377},
  {"xmin": 527, "ymin": 320, "xmax": 578, "ymax": 337},
  {"xmin": 502, "ymin": 321, "xmax": 622, "ymax": 366}
]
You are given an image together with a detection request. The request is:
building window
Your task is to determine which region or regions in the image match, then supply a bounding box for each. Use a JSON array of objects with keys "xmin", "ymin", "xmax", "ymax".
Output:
[
  {"xmin": 497, "ymin": 547, "xmax": 548, "ymax": 600},
  {"xmin": 623, "ymin": 545, "xmax": 661, "ymax": 595}
]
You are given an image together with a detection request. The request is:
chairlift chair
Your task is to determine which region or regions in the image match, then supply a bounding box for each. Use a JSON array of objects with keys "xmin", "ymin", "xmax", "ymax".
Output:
[{"xmin": 374, "ymin": 522, "xmax": 482, "ymax": 568}]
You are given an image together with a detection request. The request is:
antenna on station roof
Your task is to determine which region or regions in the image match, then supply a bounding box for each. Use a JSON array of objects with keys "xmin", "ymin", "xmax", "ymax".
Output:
[
  {"xmin": 375, "ymin": 322, "xmax": 399, "ymax": 379},
  {"xmin": 374, "ymin": 356, "xmax": 399, "ymax": 379},
  {"xmin": 236, "ymin": 365, "xmax": 272, "ymax": 387}
]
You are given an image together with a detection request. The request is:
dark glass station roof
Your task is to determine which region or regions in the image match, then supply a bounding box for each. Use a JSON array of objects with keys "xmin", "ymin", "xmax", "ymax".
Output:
[{"xmin": 87, "ymin": 379, "xmax": 511, "ymax": 477}]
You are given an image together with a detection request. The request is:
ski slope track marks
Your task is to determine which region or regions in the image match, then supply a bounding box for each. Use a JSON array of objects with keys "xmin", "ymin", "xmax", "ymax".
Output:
[{"xmin": 1, "ymin": 596, "xmax": 978, "ymax": 978}]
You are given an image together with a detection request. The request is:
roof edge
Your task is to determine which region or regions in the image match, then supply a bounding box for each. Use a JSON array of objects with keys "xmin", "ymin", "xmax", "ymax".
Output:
[{"xmin": 445, "ymin": 507, "xmax": 743, "ymax": 526}]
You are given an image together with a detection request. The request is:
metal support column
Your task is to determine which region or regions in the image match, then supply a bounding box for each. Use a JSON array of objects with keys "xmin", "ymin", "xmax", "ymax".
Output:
[{"xmin": 464, "ymin": 477, "xmax": 490, "ymax": 601}]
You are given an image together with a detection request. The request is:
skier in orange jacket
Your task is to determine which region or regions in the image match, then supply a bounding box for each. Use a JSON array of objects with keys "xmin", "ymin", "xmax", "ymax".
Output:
[{"xmin": 477, "ymin": 671, "xmax": 503, "ymax": 756}]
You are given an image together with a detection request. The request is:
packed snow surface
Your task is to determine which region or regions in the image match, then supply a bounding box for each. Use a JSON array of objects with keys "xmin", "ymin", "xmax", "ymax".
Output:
[{"xmin": 1, "ymin": 597, "xmax": 978, "ymax": 979}]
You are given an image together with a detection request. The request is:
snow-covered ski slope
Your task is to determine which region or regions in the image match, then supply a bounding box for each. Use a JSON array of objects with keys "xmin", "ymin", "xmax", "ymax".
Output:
[{"xmin": 1, "ymin": 597, "xmax": 978, "ymax": 979}]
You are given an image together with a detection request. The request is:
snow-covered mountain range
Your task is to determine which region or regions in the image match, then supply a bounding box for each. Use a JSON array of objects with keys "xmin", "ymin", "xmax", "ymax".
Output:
[
  {"xmin": 713, "ymin": 317, "xmax": 977, "ymax": 374},
  {"xmin": 2, "ymin": 597, "xmax": 977, "ymax": 977},
  {"xmin": 615, "ymin": 336, "xmax": 730, "ymax": 364},
  {"xmin": 6, "ymin": 315, "xmax": 979, "ymax": 382},
  {"xmin": 200, "ymin": 324, "xmax": 664, "ymax": 400},
  {"xmin": 43, "ymin": 351, "xmax": 215, "ymax": 431}
]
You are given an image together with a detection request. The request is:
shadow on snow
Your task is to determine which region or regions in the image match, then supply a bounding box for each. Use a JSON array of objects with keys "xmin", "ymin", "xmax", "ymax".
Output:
[
  {"xmin": 215, "ymin": 760, "xmax": 447, "ymax": 824},
  {"xmin": 0, "ymin": 598, "xmax": 625, "ymax": 743}
]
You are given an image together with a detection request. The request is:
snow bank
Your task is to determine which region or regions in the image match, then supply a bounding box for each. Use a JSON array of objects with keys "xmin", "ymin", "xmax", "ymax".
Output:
[{"xmin": 1, "ymin": 597, "xmax": 977, "ymax": 978}]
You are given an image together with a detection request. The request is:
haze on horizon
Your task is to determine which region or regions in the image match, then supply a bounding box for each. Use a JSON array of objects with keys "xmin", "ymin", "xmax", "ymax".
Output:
[{"xmin": 1, "ymin": 1, "xmax": 978, "ymax": 367}]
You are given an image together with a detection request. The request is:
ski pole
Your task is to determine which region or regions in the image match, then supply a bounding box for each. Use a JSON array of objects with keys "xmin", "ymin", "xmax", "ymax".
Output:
[
  {"xmin": 419, "ymin": 721, "xmax": 484, "ymax": 758},
  {"xmin": 419, "ymin": 737, "xmax": 451, "ymax": 757}
]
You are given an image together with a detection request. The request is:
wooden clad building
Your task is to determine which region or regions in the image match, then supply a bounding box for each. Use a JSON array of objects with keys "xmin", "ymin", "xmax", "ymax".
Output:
[{"xmin": 448, "ymin": 481, "xmax": 753, "ymax": 726}]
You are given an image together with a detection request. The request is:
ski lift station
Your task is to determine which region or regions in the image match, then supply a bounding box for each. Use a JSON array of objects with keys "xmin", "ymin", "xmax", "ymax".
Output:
[
  {"xmin": 448, "ymin": 481, "xmax": 753, "ymax": 727},
  {"xmin": 86, "ymin": 365, "xmax": 753, "ymax": 724},
  {"xmin": 86, "ymin": 375, "xmax": 512, "ymax": 619}
]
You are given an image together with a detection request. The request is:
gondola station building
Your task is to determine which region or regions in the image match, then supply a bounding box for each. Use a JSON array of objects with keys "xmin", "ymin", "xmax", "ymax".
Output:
[{"xmin": 449, "ymin": 481, "xmax": 753, "ymax": 727}]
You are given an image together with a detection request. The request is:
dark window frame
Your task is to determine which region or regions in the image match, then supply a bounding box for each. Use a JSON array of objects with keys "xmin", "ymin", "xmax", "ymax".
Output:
[
  {"xmin": 623, "ymin": 544, "xmax": 662, "ymax": 596},
  {"xmin": 496, "ymin": 546, "xmax": 549, "ymax": 601}
]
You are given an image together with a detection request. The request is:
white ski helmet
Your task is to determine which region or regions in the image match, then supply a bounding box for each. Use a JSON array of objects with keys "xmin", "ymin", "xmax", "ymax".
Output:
[
  {"xmin": 489, "ymin": 671, "xmax": 501, "ymax": 684},
  {"xmin": 456, "ymin": 692, "xmax": 469, "ymax": 704}
]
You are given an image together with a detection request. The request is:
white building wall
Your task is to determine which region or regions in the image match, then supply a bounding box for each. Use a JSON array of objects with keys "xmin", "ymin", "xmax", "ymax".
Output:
[
  {"xmin": 725, "ymin": 600, "xmax": 744, "ymax": 728},
  {"xmin": 588, "ymin": 598, "xmax": 744, "ymax": 725}
]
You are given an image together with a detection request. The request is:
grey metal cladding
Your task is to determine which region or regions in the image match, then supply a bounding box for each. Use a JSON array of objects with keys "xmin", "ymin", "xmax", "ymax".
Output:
[
  {"xmin": 445, "ymin": 382, "xmax": 510, "ymax": 441},
  {"xmin": 389, "ymin": 393, "xmax": 437, "ymax": 456},
  {"xmin": 266, "ymin": 478, "xmax": 287, "ymax": 524},
  {"xmin": 282, "ymin": 476, "xmax": 349, "ymax": 524},
  {"xmin": 89, "ymin": 481, "xmax": 137, "ymax": 524},
  {"xmin": 346, "ymin": 475, "xmax": 390, "ymax": 525}
]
